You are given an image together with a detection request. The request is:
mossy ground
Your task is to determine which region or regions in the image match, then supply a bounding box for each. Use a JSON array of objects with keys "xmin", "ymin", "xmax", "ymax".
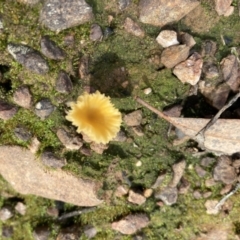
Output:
[{"xmin": 1, "ymin": 0, "xmax": 240, "ymax": 239}]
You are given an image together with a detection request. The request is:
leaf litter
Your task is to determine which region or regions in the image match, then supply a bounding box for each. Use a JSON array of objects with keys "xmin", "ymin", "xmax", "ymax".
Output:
[{"xmin": 135, "ymin": 90, "xmax": 240, "ymax": 155}]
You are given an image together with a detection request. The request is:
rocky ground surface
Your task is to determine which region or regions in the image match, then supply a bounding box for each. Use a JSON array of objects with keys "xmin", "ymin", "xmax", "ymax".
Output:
[{"xmin": 1, "ymin": 0, "xmax": 240, "ymax": 239}]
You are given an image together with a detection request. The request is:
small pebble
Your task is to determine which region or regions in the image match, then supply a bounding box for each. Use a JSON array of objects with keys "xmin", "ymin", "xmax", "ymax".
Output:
[
  {"xmin": 55, "ymin": 70, "xmax": 73, "ymax": 93},
  {"xmin": 13, "ymin": 86, "xmax": 32, "ymax": 108},
  {"xmin": 132, "ymin": 126, "xmax": 144, "ymax": 136},
  {"xmin": 90, "ymin": 142, "xmax": 108, "ymax": 154},
  {"xmin": 156, "ymin": 30, "xmax": 179, "ymax": 48},
  {"xmin": 128, "ymin": 190, "xmax": 146, "ymax": 205},
  {"xmin": 90, "ymin": 24, "xmax": 103, "ymax": 41},
  {"xmin": 143, "ymin": 188, "xmax": 153, "ymax": 198},
  {"xmin": 143, "ymin": 88, "xmax": 152, "ymax": 95},
  {"xmin": 135, "ymin": 160, "xmax": 142, "ymax": 167},
  {"xmin": 115, "ymin": 185, "xmax": 129, "ymax": 198},
  {"xmin": 203, "ymin": 191, "xmax": 212, "ymax": 198},
  {"xmin": 104, "ymin": 27, "xmax": 114, "ymax": 38},
  {"xmin": 2, "ymin": 225, "xmax": 13, "ymax": 238},
  {"xmin": 0, "ymin": 100, "xmax": 18, "ymax": 120},
  {"xmin": 0, "ymin": 207, "xmax": 13, "ymax": 221},
  {"xmin": 205, "ymin": 200, "xmax": 219, "ymax": 215},
  {"xmin": 15, "ymin": 202, "xmax": 27, "ymax": 215},
  {"xmin": 124, "ymin": 110, "xmax": 142, "ymax": 126},
  {"xmin": 195, "ymin": 165, "xmax": 207, "ymax": 177},
  {"xmin": 41, "ymin": 151, "xmax": 67, "ymax": 168},
  {"xmin": 193, "ymin": 190, "xmax": 202, "ymax": 199},
  {"xmin": 41, "ymin": 35, "xmax": 66, "ymax": 60},
  {"xmin": 84, "ymin": 225, "xmax": 97, "ymax": 239},
  {"xmin": 28, "ymin": 137, "xmax": 40, "ymax": 154},
  {"xmin": 220, "ymin": 184, "xmax": 232, "ymax": 195},
  {"xmin": 56, "ymin": 128, "xmax": 83, "ymax": 150},
  {"xmin": 35, "ymin": 98, "xmax": 55, "ymax": 120},
  {"xmin": 14, "ymin": 126, "xmax": 32, "ymax": 141}
]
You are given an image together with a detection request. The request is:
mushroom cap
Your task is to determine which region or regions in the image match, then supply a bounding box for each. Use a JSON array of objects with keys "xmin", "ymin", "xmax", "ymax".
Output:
[{"xmin": 66, "ymin": 91, "xmax": 122, "ymax": 144}]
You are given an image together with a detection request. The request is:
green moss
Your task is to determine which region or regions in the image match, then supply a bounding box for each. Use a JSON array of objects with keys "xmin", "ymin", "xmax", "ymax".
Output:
[{"xmin": 2, "ymin": 0, "xmax": 240, "ymax": 238}]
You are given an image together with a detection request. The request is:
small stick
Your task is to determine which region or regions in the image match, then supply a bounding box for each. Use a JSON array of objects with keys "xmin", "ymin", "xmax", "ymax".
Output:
[
  {"xmin": 135, "ymin": 97, "xmax": 176, "ymax": 125},
  {"xmin": 58, "ymin": 207, "xmax": 96, "ymax": 221},
  {"xmin": 215, "ymin": 183, "xmax": 240, "ymax": 210},
  {"xmin": 195, "ymin": 91, "xmax": 240, "ymax": 144}
]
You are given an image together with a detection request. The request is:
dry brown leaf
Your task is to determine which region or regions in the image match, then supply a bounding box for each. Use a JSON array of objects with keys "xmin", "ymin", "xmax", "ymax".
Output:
[
  {"xmin": 168, "ymin": 117, "xmax": 240, "ymax": 155},
  {"xmin": 136, "ymin": 97, "xmax": 240, "ymax": 155},
  {"xmin": 0, "ymin": 146, "xmax": 103, "ymax": 206}
]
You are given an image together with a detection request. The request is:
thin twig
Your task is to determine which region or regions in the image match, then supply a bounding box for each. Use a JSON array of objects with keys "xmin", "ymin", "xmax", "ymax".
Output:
[
  {"xmin": 58, "ymin": 207, "xmax": 96, "ymax": 221},
  {"xmin": 135, "ymin": 97, "xmax": 176, "ymax": 125},
  {"xmin": 215, "ymin": 183, "xmax": 240, "ymax": 210},
  {"xmin": 195, "ymin": 91, "xmax": 240, "ymax": 146}
]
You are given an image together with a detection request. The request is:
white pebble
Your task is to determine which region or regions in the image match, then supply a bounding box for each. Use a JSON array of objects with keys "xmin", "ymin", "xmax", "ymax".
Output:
[
  {"xmin": 143, "ymin": 88, "xmax": 152, "ymax": 95},
  {"xmin": 156, "ymin": 30, "xmax": 179, "ymax": 48},
  {"xmin": 135, "ymin": 160, "xmax": 142, "ymax": 167}
]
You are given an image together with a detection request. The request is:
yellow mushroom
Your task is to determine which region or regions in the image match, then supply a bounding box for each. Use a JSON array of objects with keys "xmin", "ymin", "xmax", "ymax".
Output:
[{"xmin": 66, "ymin": 91, "xmax": 122, "ymax": 144}]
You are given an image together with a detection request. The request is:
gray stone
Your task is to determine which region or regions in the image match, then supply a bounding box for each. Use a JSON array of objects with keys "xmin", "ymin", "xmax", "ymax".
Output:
[
  {"xmin": 55, "ymin": 70, "xmax": 73, "ymax": 93},
  {"xmin": 124, "ymin": 110, "xmax": 142, "ymax": 126},
  {"xmin": 139, "ymin": 0, "xmax": 199, "ymax": 27},
  {"xmin": 178, "ymin": 177, "xmax": 190, "ymax": 194},
  {"xmin": 111, "ymin": 214, "xmax": 149, "ymax": 235},
  {"xmin": 202, "ymin": 61, "xmax": 220, "ymax": 79},
  {"xmin": 1, "ymin": 226, "xmax": 13, "ymax": 238},
  {"xmin": 35, "ymin": 98, "xmax": 55, "ymax": 119},
  {"xmin": 41, "ymin": 151, "xmax": 67, "ymax": 168},
  {"xmin": 56, "ymin": 128, "xmax": 83, "ymax": 150},
  {"xmin": 124, "ymin": 17, "xmax": 145, "ymax": 38},
  {"xmin": 205, "ymin": 199, "xmax": 219, "ymax": 215},
  {"xmin": 56, "ymin": 226, "xmax": 81, "ymax": 239},
  {"xmin": 41, "ymin": 36, "xmax": 66, "ymax": 60},
  {"xmin": 112, "ymin": 130, "xmax": 127, "ymax": 142},
  {"xmin": 84, "ymin": 225, "xmax": 97, "ymax": 239},
  {"xmin": 195, "ymin": 165, "xmax": 207, "ymax": 177},
  {"xmin": 33, "ymin": 226, "xmax": 50, "ymax": 240},
  {"xmin": 169, "ymin": 160, "xmax": 186, "ymax": 188},
  {"xmin": 15, "ymin": 202, "xmax": 27, "ymax": 215},
  {"xmin": 119, "ymin": 0, "xmax": 131, "ymax": 10},
  {"xmin": 90, "ymin": 142, "xmax": 108, "ymax": 154},
  {"xmin": 128, "ymin": 190, "xmax": 146, "ymax": 205},
  {"xmin": 39, "ymin": 0, "xmax": 94, "ymax": 32},
  {"xmin": 90, "ymin": 24, "xmax": 103, "ymax": 42},
  {"xmin": 13, "ymin": 86, "xmax": 32, "ymax": 108},
  {"xmin": 213, "ymin": 156, "xmax": 237, "ymax": 184},
  {"xmin": 80, "ymin": 147, "xmax": 92, "ymax": 156},
  {"xmin": 203, "ymin": 191, "xmax": 212, "ymax": 198},
  {"xmin": 201, "ymin": 40, "xmax": 217, "ymax": 57},
  {"xmin": 215, "ymin": 0, "xmax": 233, "ymax": 16},
  {"xmin": 173, "ymin": 52, "xmax": 203, "ymax": 85},
  {"xmin": 14, "ymin": 126, "xmax": 32, "ymax": 141},
  {"xmin": 79, "ymin": 55, "xmax": 90, "ymax": 79},
  {"xmin": 205, "ymin": 178, "xmax": 218, "ymax": 187},
  {"xmin": 7, "ymin": 43, "xmax": 49, "ymax": 74},
  {"xmin": 132, "ymin": 126, "xmax": 144, "ymax": 137},
  {"xmin": 221, "ymin": 54, "xmax": 240, "ymax": 91},
  {"xmin": 0, "ymin": 146, "xmax": 103, "ymax": 206},
  {"xmin": 64, "ymin": 34, "xmax": 75, "ymax": 47},
  {"xmin": 193, "ymin": 190, "xmax": 202, "ymax": 199},
  {"xmin": 161, "ymin": 44, "xmax": 190, "ymax": 69},
  {"xmin": 155, "ymin": 187, "xmax": 178, "ymax": 205},
  {"xmin": 163, "ymin": 104, "xmax": 182, "ymax": 117},
  {"xmin": 156, "ymin": 30, "xmax": 179, "ymax": 48},
  {"xmin": 0, "ymin": 207, "xmax": 13, "ymax": 221},
  {"xmin": 199, "ymin": 81, "xmax": 230, "ymax": 110},
  {"xmin": 179, "ymin": 32, "xmax": 196, "ymax": 48},
  {"xmin": 0, "ymin": 100, "xmax": 18, "ymax": 120}
]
